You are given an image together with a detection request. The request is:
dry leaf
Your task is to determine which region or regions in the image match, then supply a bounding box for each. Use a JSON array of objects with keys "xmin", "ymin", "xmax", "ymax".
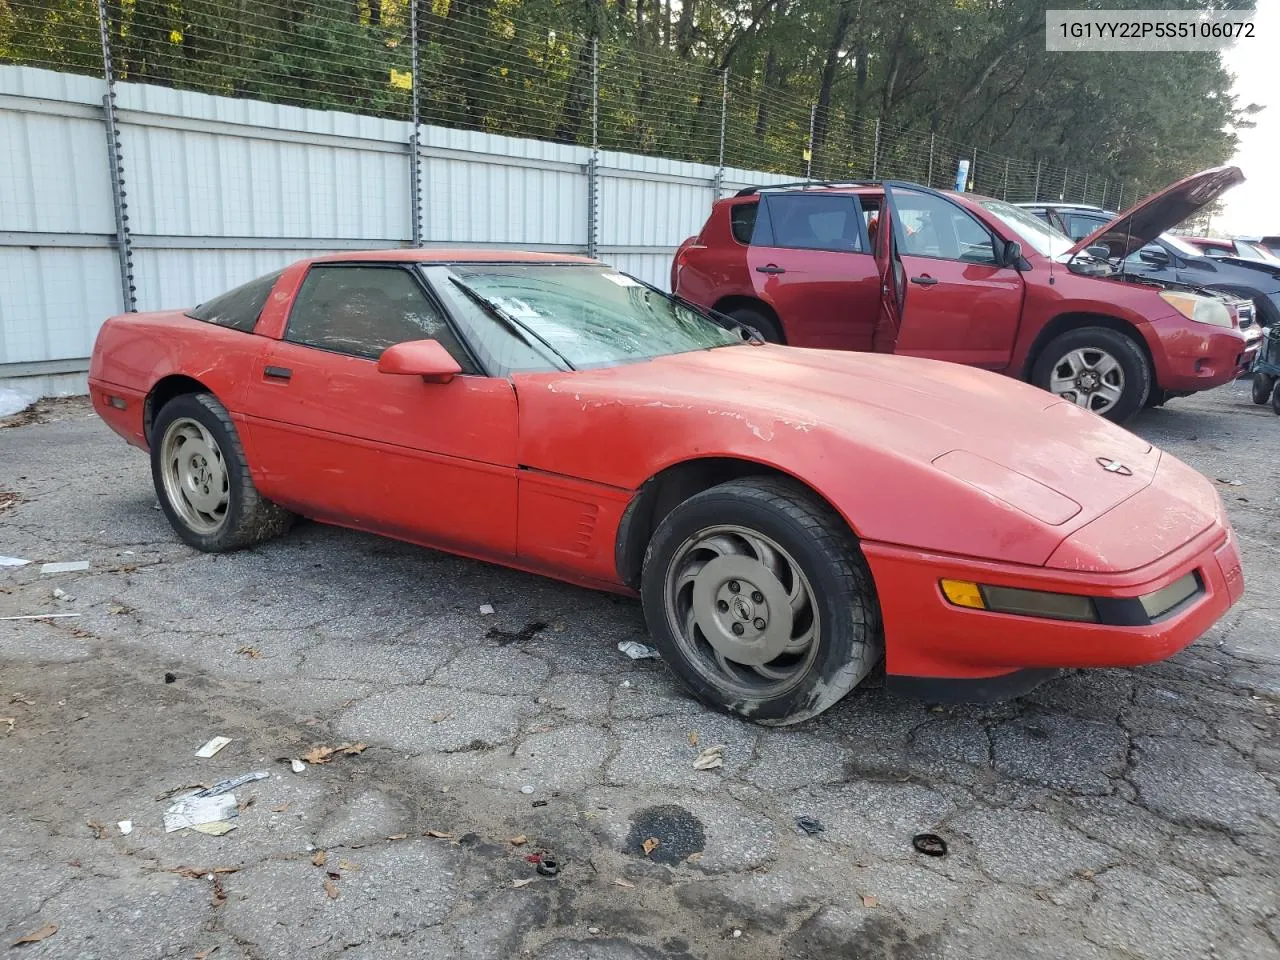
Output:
[
  {"xmin": 641, "ymin": 837, "xmax": 660, "ymax": 857},
  {"xmin": 210, "ymin": 876, "xmax": 227, "ymax": 908},
  {"xmin": 86, "ymin": 820, "xmax": 106, "ymax": 839},
  {"xmin": 686, "ymin": 852, "xmax": 703, "ymax": 864},
  {"xmin": 12, "ymin": 923, "xmax": 57, "ymax": 946},
  {"xmin": 342, "ymin": 742, "xmax": 367, "ymax": 755},
  {"xmin": 236, "ymin": 796, "xmax": 256, "ymax": 813},
  {"xmin": 194, "ymin": 948, "xmax": 219, "ymax": 959},
  {"xmin": 302, "ymin": 746, "xmax": 335, "ymax": 764},
  {"xmin": 235, "ymin": 645, "xmax": 262, "ymax": 659},
  {"xmin": 425, "ymin": 829, "xmax": 453, "ymax": 839},
  {"xmin": 338, "ymin": 860, "xmax": 359, "ymax": 872},
  {"xmin": 312, "ymin": 851, "xmax": 328, "ymax": 867},
  {"xmin": 509, "ymin": 835, "xmax": 527, "ymax": 846},
  {"xmin": 1, "ymin": 717, "xmax": 14, "ymax": 734},
  {"xmin": 862, "ymin": 895, "xmax": 878, "ymax": 908},
  {"xmin": 9, "ymin": 693, "xmax": 34, "ymax": 705},
  {"xmin": 687, "ymin": 731, "xmax": 699, "ymax": 747},
  {"xmin": 429, "ymin": 711, "xmax": 453, "ymax": 723},
  {"xmin": 323, "ymin": 880, "xmax": 339, "ymax": 900},
  {"xmin": 692, "ymin": 745, "xmax": 725, "ymax": 770},
  {"xmin": 512, "ymin": 878, "xmax": 534, "ymax": 888},
  {"xmin": 270, "ymin": 803, "xmax": 290, "ymax": 813},
  {"xmin": 611, "ymin": 878, "xmax": 635, "ymax": 888},
  {"xmin": 386, "ymin": 833, "xmax": 407, "ymax": 841}
]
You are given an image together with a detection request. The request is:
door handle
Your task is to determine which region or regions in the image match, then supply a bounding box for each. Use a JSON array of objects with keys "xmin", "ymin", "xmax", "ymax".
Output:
[
  {"xmin": 755, "ymin": 264, "xmax": 786, "ymax": 275},
  {"xmin": 910, "ymin": 275, "xmax": 939, "ymax": 286},
  {"xmin": 263, "ymin": 365, "xmax": 292, "ymax": 381}
]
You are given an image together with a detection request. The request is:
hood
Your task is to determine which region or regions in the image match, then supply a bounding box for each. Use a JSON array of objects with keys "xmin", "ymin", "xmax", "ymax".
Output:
[
  {"xmin": 514, "ymin": 345, "xmax": 1164, "ymax": 568},
  {"xmin": 1068, "ymin": 166, "xmax": 1245, "ymax": 260}
]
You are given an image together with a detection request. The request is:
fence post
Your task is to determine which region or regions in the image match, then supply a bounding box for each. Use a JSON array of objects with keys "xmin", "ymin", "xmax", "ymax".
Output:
[
  {"xmin": 871, "ymin": 118, "xmax": 880, "ymax": 180},
  {"xmin": 714, "ymin": 68, "xmax": 728, "ymax": 199},
  {"xmin": 1082, "ymin": 171, "xmax": 1089, "ymax": 204},
  {"xmin": 1100, "ymin": 180, "xmax": 1108, "ymax": 210},
  {"xmin": 1061, "ymin": 167, "xmax": 1068, "ymax": 201},
  {"xmin": 926, "ymin": 132, "xmax": 934, "ymax": 187},
  {"xmin": 409, "ymin": 0, "xmax": 422, "ymax": 247},
  {"xmin": 96, "ymin": 0, "xmax": 135, "ymax": 312},
  {"xmin": 1002, "ymin": 158, "xmax": 1009, "ymax": 200},
  {"xmin": 586, "ymin": 37, "xmax": 600, "ymax": 259},
  {"xmin": 970, "ymin": 145, "xmax": 976, "ymax": 191},
  {"xmin": 1033, "ymin": 160, "xmax": 1041, "ymax": 201},
  {"xmin": 1116, "ymin": 182, "xmax": 1124, "ymax": 211},
  {"xmin": 805, "ymin": 105, "xmax": 816, "ymax": 179}
]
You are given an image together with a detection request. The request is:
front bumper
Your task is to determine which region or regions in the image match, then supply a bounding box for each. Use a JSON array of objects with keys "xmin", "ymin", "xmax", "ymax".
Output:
[
  {"xmin": 1144, "ymin": 314, "xmax": 1257, "ymax": 391},
  {"xmin": 862, "ymin": 523, "xmax": 1243, "ymax": 687}
]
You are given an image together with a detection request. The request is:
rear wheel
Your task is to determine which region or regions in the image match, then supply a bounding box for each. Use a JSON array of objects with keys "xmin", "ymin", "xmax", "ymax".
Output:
[
  {"xmin": 640, "ymin": 477, "xmax": 882, "ymax": 725},
  {"xmin": 1273, "ymin": 382, "xmax": 1280, "ymax": 415},
  {"xmin": 151, "ymin": 392, "xmax": 294, "ymax": 552},
  {"xmin": 1032, "ymin": 326, "xmax": 1150, "ymax": 423},
  {"xmin": 726, "ymin": 306, "xmax": 784, "ymax": 344},
  {"xmin": 1252, "ymin": 372, "xmax": 1275, "ymax": 406}
]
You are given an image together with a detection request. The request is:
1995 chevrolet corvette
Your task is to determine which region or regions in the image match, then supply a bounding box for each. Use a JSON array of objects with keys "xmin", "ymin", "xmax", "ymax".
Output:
[{"xmin": 88, "ymin": 251, "xmax": 1245, "ymax": 724}]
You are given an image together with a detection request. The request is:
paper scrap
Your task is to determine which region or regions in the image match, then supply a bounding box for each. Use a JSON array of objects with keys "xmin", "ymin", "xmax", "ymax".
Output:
[
  {"xmin": 118, "ymin": 820, "xmax": 133, "ymax": 836},
  {"xmin": 192, "ymin": 821, "xmax": 238, "ymax": 836},
  {"xmin": 40, "ymin": 560, "xmax": 90, "ymax": 574},
  {"xmin": 0, "ymin": 556, "xmax": 30, "ymax": 567},
  {"xmin": 164, "ymin": 793, "xmax": 238, "ymax": 833},
  {"xmin": 196, "ymin": 736, "xmax": 232, "ymax": 758}
]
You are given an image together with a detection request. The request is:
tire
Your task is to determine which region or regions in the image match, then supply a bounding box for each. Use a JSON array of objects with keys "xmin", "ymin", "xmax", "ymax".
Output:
[
  {"xmin": 640, "ymin": 476, "xmax": 883, "ymax": 726},
  {"xmin": 727, "ymin": 306, "xmax": 784, "ymax": 344},
  {"xmin": 1031, "ymin": 326, "xmax": 1151, "ymax": 423},
  {"xmin": 150, "ymin": 392, "xmax": 294, "ymax": 552},
  {"xmin": 1252, "ymin": 373, "xmax": 1275, "ymax": 406},
  {"xmin": 1273, "ymin": 382, "xmax": 1280, "ymax": 416}
]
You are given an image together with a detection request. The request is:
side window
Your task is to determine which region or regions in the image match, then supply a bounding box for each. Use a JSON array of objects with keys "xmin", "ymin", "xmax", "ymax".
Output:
[
  {"xmin": 763, "ymin": 195, "xmax": 865, "ymax": 253},
  {"xmin": 285, "ymin": 265, "xmax": 472, "ymax": 367},
  {"xmin": 892, "ymin": 190, "xmax": 998, "ymax": 265},
  {"xmin": 1063, "ymin": 214, "xmax": 1108, "ymax": 241},
  {"xmin": 730, "ymin": 202, "xmax": 759, "ymax": 244},
  {"xmin": 187, "ymin": 270, "xmax": 281, "ymax": 333},
  {"xmin": 1125, "ymin": 243, "xmax": 1166, "ymax": 266}
]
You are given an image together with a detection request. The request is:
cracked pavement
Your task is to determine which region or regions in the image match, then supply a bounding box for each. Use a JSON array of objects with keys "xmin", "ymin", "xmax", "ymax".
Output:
[{"xmin": 1, "ymin": 386, "xmax": 1277, "ymax": 959}]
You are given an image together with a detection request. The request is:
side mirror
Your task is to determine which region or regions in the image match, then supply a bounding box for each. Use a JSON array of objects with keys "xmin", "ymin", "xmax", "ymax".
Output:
[
  {"xmin": 1002, "ymin": 240, "xmax": 1024, "ymax": 269},
  {"xmin": 377, "ymin": 339, "xmax": 462, "ymax": 383},
  {"xmin": 1139, "ymin": 249, "xmax": 1170, "ymax": 267},
  {"xmin": 1087, "ymin": 244, "xmax": 1111, "ymax": 260}
]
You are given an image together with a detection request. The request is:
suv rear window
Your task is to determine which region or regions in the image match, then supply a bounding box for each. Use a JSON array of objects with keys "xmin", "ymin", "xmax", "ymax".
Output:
[
  {"xmin": 730, "ymin": 202, "xmax": 758, "ymax": 244},
  {"xmin": 187, "ymin": 270, "xmax": 282, "ymax": 333}
]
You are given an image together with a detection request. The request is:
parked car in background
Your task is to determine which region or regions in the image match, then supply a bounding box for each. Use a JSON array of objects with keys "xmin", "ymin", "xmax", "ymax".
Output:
[
  {"xmin": 673, "ymin": 167, "xmax": 1260, "ymax": 422},
  {"xmin": 1178, "ymin": 235, "xmax": 1280, "ymax": 266},
  {"xmin": 1240, "ymin": 236, "xmax": 1280, "ymax": 258},
  {"xmin": 1021, "ymin": 203, "xmax": 1280, "ymax": 328},
  {"xmin": 87, "ymin": 250, "xmax": 1245, "ymax": 721}
]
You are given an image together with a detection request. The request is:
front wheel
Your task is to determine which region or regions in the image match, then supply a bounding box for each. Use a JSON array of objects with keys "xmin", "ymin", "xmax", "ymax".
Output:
[
  {"xmin": 1031, "ymin": 326, "xmax": 1151, "ymax": 422},
  {"xmin": 727, "ymin": 307, "xmax": 784, "ymax": 344},
  {"xmin": 640, "ymin": 477, "xmax": 883, "ymax": 725},
  {"xmin": 151, "ymin": 392, "xmax": 294, "ymax": 552},
  {"xmin": 1252, "ymin": 372, "xmax": 1275, "ymax": 406}
]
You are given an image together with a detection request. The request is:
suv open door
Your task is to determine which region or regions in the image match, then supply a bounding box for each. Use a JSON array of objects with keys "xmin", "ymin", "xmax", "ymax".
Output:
[{"xmin": 874, "ymin": 182, "xmax": 1027, "ymax": 369}]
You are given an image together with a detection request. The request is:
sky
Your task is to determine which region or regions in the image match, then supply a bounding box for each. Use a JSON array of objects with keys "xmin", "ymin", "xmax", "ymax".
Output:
[{"xmin": 1216, "ymin": 2, "xmax": 1277, "ymax": 235}]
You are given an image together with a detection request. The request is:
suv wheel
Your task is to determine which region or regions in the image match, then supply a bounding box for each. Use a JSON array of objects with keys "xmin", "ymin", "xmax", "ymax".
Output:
[
  {"xmin": 1032, "ymin": 326, "xmax": 1151, "ymax": 422},
  {"xmin": 727, "ymin": 307, "xmax": 784, "ymax": 344}
]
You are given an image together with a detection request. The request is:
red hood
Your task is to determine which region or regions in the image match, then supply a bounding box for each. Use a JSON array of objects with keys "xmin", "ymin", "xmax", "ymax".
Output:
[{"xmin": 1068, "ymin": 165, "xmax": 1245, "ymax": 260}]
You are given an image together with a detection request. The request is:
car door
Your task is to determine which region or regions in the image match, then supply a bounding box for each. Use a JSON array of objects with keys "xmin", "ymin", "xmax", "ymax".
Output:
[
  {"xmin": 239, "ymin": 263, "xmax": 520, "ymax": 560},
  {"xmin": 874, "ymin": 186, "xmax": 1025, "ymax": 369},
  {"xmin": 746, "ymin": 193, "xmax": 881, "ymax": 350}
]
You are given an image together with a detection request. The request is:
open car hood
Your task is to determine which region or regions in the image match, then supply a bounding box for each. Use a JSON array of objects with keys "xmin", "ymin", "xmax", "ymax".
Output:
[{"xmin": 1067, "ymin": 166, "xmax": 1245, "ymax": 260}]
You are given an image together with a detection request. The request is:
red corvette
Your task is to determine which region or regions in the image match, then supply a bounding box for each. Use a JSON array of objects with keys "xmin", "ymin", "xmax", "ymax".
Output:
[{"xmin": 88, "ymin": 251, "xmax": 1244, "ymax": 723}]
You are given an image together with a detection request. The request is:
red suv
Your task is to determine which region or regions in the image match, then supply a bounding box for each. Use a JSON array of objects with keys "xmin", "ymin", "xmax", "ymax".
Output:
[{"xmin": 672, "ymin": 167, "xmax": 1261, "ymax": 422}]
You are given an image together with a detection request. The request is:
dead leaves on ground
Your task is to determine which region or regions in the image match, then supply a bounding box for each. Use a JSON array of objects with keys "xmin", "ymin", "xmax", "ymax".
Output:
[
  {"xmin": 11, "ymin": 923, "xmax": 57, "ymax": 946},
  {"xmin": 86, "ymin": 821, "xmax": 106, "ymax": 839},
  {"xmin": 641, "ymin": 837, "xmax": 660, "ymax": 857},
  {"xmin": 323, "ymin": 879, "xmax": 340, "ymax": 900},
  {"xmin": 301, "ymin": 743, "xmax": 367, "ymax": 765},
  {"xmin": 509, "ymin": 835, "xmax": 527, "ymax": 847},
  {"xmin": 861, "ymin": 894, "xmax": 879, "ymax": 909},
  {"xmin": 425, "ymin": 829, "xmax": 453, "ymax": 839},
  {"xmin": 511, "ymin": 878, "xmax": 534, "ymax": 888},
  {"xmin": 311, "ymin": 850, "xmax": 328, "ymax": 867},
  {"xmin": 234, "ymin": 645, "xmax": 262, "ymax": 659}
]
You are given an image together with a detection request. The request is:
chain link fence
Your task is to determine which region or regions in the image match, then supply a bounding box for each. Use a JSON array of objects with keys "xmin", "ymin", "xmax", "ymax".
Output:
[{"xmin": 2, "ymin": 0, "xmax": 1139, "ymax": 207}]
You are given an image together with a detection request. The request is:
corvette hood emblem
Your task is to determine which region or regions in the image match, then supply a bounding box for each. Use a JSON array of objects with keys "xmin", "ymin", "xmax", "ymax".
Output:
[{"xmin": 1096, "ymin": 457, "xmax": 1133, "ymax": 476}]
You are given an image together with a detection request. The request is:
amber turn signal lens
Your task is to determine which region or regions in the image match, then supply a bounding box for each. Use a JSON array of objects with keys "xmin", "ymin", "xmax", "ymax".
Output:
[{"xmin": 940, "ymin": 579, "xmax": 986, "ymax": 609}]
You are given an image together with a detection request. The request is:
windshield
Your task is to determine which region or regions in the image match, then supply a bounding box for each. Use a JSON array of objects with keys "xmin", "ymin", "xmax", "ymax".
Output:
[
  {"xmin": 425, "ymin": 263, "xmax": 742, "ymax": 375},
  {"xmin": 975, "ymin": 199, "xmax": 1075, "ymax": 258},
  {"xmin": 1160, "ymin": 233, "xmax": 1202, "ymax": 258}
]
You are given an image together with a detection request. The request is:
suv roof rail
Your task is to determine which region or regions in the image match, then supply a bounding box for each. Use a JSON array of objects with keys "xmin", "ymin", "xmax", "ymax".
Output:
[
  {"xmin": 1016, "ymin": 201, "xmax": 1106, "ymax": 211},
  {"xmin": 734, "ymin": 180, "xmax": 881, "ymax": 197}
]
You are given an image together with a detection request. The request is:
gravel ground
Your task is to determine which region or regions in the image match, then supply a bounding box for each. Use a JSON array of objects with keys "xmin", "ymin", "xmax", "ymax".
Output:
[{"xmin": 0, "ymin": 384, "xmax": 1277, "ymax": 960}]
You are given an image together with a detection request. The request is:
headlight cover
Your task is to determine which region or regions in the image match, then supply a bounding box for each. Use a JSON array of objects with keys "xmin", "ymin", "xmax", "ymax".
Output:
[
  {"xmin": 1159, "ymin": 290, "xmax": 1234, "ymax": 329},
  {"xmin": 940, "ymin": 579, "xmax": 1097, "ymax": 622}
]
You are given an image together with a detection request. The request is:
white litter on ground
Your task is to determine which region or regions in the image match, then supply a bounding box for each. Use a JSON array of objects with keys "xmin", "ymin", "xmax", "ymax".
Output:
[
  {"xmin": 0, "ymin": 386, "xmax": 37, "ymax": 418},
  {"xmin": 0, "ymin": 557, "xmax": 30, "ymax": 567},
  {"xmin": 40, "ymin": 561, "xmax": 91, "ymax": 574},
  {"xmin": 195, "ymin": 736, "xmax": 232, "ymax": 758}
]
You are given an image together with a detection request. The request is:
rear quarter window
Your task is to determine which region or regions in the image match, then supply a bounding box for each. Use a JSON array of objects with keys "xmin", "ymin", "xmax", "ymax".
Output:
[
  {"xmin": 186, "ymin": 271, "xmax": 282, "ymax": 333},
  {"xmin": 730, "ymin": 202, "xmax": 759, "ymax": 244}
]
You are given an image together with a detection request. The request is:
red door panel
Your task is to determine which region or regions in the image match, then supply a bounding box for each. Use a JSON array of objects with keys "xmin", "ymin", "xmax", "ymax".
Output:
[
  {"xmin": 241, "ymin": 341, "xmax": 520, "ymax": 559},
  {"xmin": 893, "ymin": 256, "xmax": 1025, "ymax": 368}
]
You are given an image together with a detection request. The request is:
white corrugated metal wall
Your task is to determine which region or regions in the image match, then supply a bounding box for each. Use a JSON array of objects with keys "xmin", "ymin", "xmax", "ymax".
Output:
[{"xmin": 0, "ymin": 64, "xmax": 793, "ymax": 392}]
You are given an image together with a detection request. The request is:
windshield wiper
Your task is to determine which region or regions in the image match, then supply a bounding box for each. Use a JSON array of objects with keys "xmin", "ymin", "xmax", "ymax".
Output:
[
  {"xmin": 628, "ymin": 276, "xmax": 763, "ymax": 345},
  {"xmin": 448, "ymin": 276, "xmax": 576, "ymax": 372}
]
